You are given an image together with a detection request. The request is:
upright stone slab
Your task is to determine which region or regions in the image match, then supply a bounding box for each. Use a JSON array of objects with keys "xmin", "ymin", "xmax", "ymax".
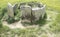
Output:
[
  {"xmin": 32, "ymin": 3, "xmax": 46, "ymax": 21},
  {"xmin": 13, "ymin": 3, "xmax": 18, "ymax": 15},
  {"xmin": 7, "ymin": 3, "xmax": 14, "ymax": 17},
  {"xmin": 32, "ymin": 5, "xmax": 46, "ymax": 21},
  {"xmin": 32, "ymin": 7, "xmax": 42, "ymax": 21},
  {"xmin": 20, "ymin": 5, "xmax": 31, "ymax": 20}
]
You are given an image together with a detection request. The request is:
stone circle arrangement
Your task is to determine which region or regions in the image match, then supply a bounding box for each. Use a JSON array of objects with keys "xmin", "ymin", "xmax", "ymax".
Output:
[{"xmin": 7, "ymin": 2, "xmax": 46, "ymax": 24}]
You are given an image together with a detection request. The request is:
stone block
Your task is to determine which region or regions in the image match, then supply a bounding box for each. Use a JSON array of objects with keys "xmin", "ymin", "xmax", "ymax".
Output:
[{"xmin": 7, "ymin": 3, "xmax": 14, "ymax": 17}]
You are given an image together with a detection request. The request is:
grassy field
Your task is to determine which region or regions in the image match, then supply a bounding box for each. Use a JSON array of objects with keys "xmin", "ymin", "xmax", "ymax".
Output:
[{"xmin": 0, "ymin": 0, "xmax": 60, "ymax": 37}]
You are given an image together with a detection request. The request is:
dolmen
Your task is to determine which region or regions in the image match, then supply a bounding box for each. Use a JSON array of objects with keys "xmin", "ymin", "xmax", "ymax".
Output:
[{"xmin": 7, "ymin": 2, "xmax": 46, "ymax": 23}]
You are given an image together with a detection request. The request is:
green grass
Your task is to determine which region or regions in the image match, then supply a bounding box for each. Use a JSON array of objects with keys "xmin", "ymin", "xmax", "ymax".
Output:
[{"xmin": 0, "ymin": 0, "xmax": 60, "ymax": 37}]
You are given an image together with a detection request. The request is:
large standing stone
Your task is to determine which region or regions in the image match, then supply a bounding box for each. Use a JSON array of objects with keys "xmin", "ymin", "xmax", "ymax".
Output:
[
  {"xmin": 7, "ymin": 3, "xmax": 14, "ymax": 17},
  {"xmin": 20, "ymin": 5, "xmax": 31, "ymax": 19},
  {"xmin": 32, "ymin": 5, "xmax": 45, "ymax": 21},
  {"xmin": 13, "ymin": 3, "xmax": 18, "ymax": 15},
  {"xmin": 32, "ymin": 7, "xmax": 42, "ymax": 21}
]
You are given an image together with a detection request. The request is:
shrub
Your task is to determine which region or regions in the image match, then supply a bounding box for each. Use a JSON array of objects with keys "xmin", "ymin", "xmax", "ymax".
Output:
[{"xmin": 6, "ymin": 17, "xmax": 15, "ymax": 24}]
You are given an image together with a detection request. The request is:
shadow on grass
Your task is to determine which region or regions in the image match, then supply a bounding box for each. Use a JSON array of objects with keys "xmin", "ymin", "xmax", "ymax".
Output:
[
  {"xmin": 22, "ymin": 13, "xmax": 47, "ymax": 26},
  {"xmin": 6, "ymin": 16, "xmax": 20, "ymax": 24},
  {"xmin": 35, "ymin": 18, "xmax": 47, "ymax": 26},
  {"xmin": 34, "ymin": 13, "xmax": 47, "ymax": 26}
]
